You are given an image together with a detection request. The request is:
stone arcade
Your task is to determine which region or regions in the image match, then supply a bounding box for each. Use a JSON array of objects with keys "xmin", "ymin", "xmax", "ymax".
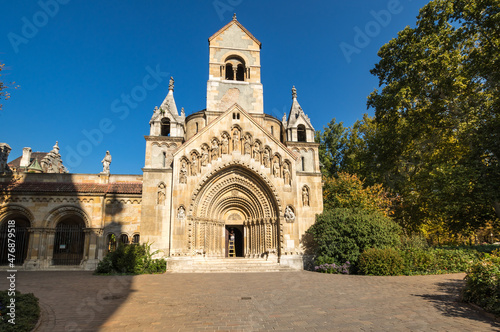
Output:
[{"xmin": 0, "ymin": 17, "xmax": 323, "ymax": 271}]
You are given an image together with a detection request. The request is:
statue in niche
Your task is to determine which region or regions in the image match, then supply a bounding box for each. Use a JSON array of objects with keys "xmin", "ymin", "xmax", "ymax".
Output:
[
  {"xmin": 283, "ymin": 163, "xmax": 291, "ymax": 185},
  {"xmin": 262, "ymin": 149, "xmax": 270, "ymax": 167},
  {"xmin": 302, "ymin": 186, "xmax": 310, "ymax": 206},
  {"xmin": 179, "ymin": 160, "xmax": 188, "ymax": 184},
  {"xmin": 221, "ymin": 133, "xmax": 229, "ymax": 154},
  {"xmin": 273, "ymin": 158, "xmax": 280, "ymax": 178},
  {"xmin": 244, "ymin": 135, "xmax": 251, "ymax": 155},
  {"xmin": 157, "ymin": 183, "xmax": 166, "ymax": 205},
  {"xmin": 191, "ymin": 154, "xmax": 198, "ymax": 175},
  {"xmin": 178, "ymin": 206, "xmax": 186, "ymax": 220},
  {"xmin": 232, "ymin": 129, "xmax": 240, "ymax": 152},
  {"xmin": 211, "ymin": 139, "xmax": 219, "ymax": 160},
  {"xmin": 101, "ymin": 151, "xmax": 112, "ymax": 174},
  {"xmin": 285, "ymin": 206, "xmax": 295, "ymax": 223},
  {"xmin": 201, "ymin": 146, "xmax": 209, "ymax": 166},
  {"xmin": 252, "ymin": 142, "xmax": 260, "ymax": 160}
]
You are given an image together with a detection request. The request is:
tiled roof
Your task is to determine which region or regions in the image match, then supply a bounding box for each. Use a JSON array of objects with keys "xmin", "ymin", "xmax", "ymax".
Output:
[
  {"xmin": 8, "ymin": 152, "xmax": 48, "ymax": 168},
  {"xmin": 0, "ymin": 182, "xmax": 142, "ymax": 194}
]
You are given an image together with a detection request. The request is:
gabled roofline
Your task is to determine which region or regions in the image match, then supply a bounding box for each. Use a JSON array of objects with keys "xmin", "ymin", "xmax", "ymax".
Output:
[
  {"xmin": 208, "ymin": 18, "xmax": 262, "ymax": 49},
  {"xmin": 173, "ymin": 103, "xmax": 297, "ymax": 160}
]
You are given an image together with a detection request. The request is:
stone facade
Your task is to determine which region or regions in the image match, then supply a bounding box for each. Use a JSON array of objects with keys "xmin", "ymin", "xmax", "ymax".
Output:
[{"xmin": 0, "ymin": 17, "xmax": 322, "ymax": 271}]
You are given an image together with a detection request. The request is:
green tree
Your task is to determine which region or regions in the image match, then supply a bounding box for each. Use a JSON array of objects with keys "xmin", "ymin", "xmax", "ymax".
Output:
[
  {"xmin": 323, "ymin": 172, "xmax": 394, "ymax": 217},
  {"xmin": 315, "ymin": 118, "xmax": 348, "ymax": 177},
  {"xmin": 367, "ymin": 0, "xmax": 500, "ymax": 235}
]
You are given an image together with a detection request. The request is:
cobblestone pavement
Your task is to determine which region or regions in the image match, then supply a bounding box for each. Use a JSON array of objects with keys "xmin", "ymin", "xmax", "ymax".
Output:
[{"xmin": 1, "ymin": 271, "xmax": 498, "ymax": 331}]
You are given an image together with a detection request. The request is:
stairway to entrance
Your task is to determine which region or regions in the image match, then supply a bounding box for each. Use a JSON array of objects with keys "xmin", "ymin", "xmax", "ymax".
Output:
[{"xmin": 168, "ymin": 258, "xmax": 298, "ymax": 273}]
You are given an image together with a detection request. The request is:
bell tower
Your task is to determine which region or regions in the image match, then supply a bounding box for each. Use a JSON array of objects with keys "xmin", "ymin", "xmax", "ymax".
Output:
[{"xmin": 206, "ymin": 14, "xmax": 263, "ymax": 114}]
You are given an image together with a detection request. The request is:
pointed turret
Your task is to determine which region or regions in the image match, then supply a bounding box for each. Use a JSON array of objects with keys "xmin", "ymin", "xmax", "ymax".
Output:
[
  {"xmin": 286, "ymin": 86, "xmax": 315, "ymax": 142},
  {"xmin": 149, "ymin": 77, "xmax": 185, "ymax": 137}
]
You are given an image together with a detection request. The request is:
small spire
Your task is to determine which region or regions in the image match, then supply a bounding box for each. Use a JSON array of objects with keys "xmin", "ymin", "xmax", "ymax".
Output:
[
  {"xmin": 233, "ymin": 13, "xmax": 237, "ymax": 20},
  {"xmin": 169, "ymin": 77, "xmax": 174, "ymax": 91},
  {"xmin": 292, "ymin": 86, "xmax": 297, "ymax": 99},
  {"xmin": 181, "ymin": 107, "xmax": 185, "ymax": 117},
  {"xmin": 53, "ymin": 141, "xmax": 60, "ymax": 153}
]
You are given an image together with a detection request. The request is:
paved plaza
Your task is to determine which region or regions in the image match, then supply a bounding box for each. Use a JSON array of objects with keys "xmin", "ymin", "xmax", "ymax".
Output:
[{"xmin": 1, "ymin": 271, "xmax": 498, "ymax": 331}]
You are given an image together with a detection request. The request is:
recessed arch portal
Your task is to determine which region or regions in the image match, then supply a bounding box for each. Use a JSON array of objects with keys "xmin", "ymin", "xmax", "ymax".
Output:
[{"xmin": 188, "ymin": 163, "xmax": 281, "ymax": 258}]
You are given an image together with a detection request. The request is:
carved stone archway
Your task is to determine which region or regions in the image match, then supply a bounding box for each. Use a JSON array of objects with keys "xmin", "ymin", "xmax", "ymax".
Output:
[{"xmin": 188, "ymin": 163, "xmax": 281, "ymax": 258}]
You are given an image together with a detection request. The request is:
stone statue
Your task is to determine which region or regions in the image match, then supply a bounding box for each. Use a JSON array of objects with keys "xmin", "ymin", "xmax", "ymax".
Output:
[
  {"xmin": 252, "ymin": 142, "xmax": 260, "ymax": 160},
  {"xmin": 302, "ymin": 186, "xmax": 310, "ymax": 206},
  {"xmin": 178, "ymin": 206, "xmax": 186, "ymax": 220},
  {"xmin": 285, "ymin": 206, "xmax": 295, "ymax": 223},
  {"xmin": 244, "ymin": 135, "xmax": 251, "ymax": 155},
  {"xmin": 233, "ymin": 129, "xmax": 240, "ymax": 152},
  {"xmin": 0, "ymin": 143, "xmax": 12, "ymax": 173},
  {"xmin": 211, "ymin": 139, "xmax": 219, "ymax": 160},
  {"xmin": 157, "ymin": 183, "xmax": 166, "ymax": 205},
  {"xmin": 179, "ymin": 160, "xmax": 188, "ymax": 183},
  {"xmin": 292, "ymin": 85, "xmax": 297, "ymax": 99},
  {"xmin": 273, "ymin": 159, "xmax": 280, "ymax": 178},
  {"xmin": 221, "ymin": 133, "xmax": 229, "ymax": 154},
  {"xmin": 191, "ymin": 154, "xmax": 198, "ymax": 175},
  {"xmin": 169, "ymin": 76, "xmax": 174, "ymax": 91},
  {"xmin": 101, "ymin": 151, "xmax": 112, "ymax": 174},
  {"xmin": 283, "ymin": 163, "xmax": 291, "ymax": 185},
  {"xmin": 201, "ymin": 146, "xmax": 209, "ymax": 166},
  {"xmin": 262, "ymin": 149, "xmax": 270, "ymax": 167}
]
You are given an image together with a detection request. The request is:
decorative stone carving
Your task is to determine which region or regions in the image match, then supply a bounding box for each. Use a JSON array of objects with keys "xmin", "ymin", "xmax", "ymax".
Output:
[
  {"xmin": 179, "ymin": 160, "xmax": 188, "ymax": 184},
  {"xmin": 169, "ymin": 76, "xmax": 174, "ymax": 91},
  {"xmin": 201, "ymin": 145, "xmax": 209, "ymax": 166},
  {"xmin": 0, "ymin": 143, "xmax": 12, "ymax": 173},
  {"xmin": 211, "ymin": 139, "xmax": 219, "ymax": 160},
  {"xmin": 232, "ymin": 128, "xmax": 240, "ymax": 152},
  {"xmin": 41, "ymin": 142, "xmax": 68, "ymax": 173},
  {"xmin": 252, "ymin": 142, "xmax": 260, "ymax": 160},
  {"xmin": 285, "ymin": 206, "xmax": 295, "ymax": 223},
  {"xmin": 262, "ymin": 148, "xmax": 270, "ymax": 168},
  {"xmin": 243, "ymin": 134, "xmax": 252, "ymax": 155},
  {"xmin": 221, "ymin": 133, "xmax": 229, "ymax": 154},
  {"xmin": 157, "ymin": 183, "xmax": 166, "ymax": 205},
  {"xmin": 273, "ymin": 158, "xmax": 280, "ymax": 178},
  {"xmin": 101, "ymin": 150, "xmax": 112, "ymax": 174},
  {"xmin": 191, "ymin": 153, "xmax": 198, "ymax": 175},
  {"xmin": 283, "ymin": 163, "xmax": 291, "ymax": 186},
  {"xmin": 178, "ymin": 206, "xmax": 186, "ymax": 220},
  {"xmin": 302, "ymin": 186, "xmax": 310, "ymax": 206}
]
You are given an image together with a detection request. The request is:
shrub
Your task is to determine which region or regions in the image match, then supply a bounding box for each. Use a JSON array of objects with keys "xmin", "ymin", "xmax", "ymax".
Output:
[
  {"xmin": 358, "ymin": 247, "xmax": 404, "ymax": 276},
  {"xmin": 462, "ymin": 256, "xmax": 500, "ymax": 315},
  {"xmin": 0, "ymin": 291, "xmax": 40, "ymax": 332},
  {"xmin": 314, "ymin": 259, "xmax": 351, "ymax": 274},
  {"xmin": 95, "ymin": 242, "xmax": 166, "ymax": 274},
  {"xmin": 307, "ymin": 208, "xmax": 401, "ymax": 267}
]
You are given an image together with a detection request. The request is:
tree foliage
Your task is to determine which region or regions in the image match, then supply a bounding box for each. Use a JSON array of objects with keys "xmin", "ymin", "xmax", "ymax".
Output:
[
  {"xmin": 0, "ymin": 63, "xmax": 9, "ymax": 111},
  {"xmin": 323, "ymin": 172, "xmax": 394, "ymax": 217},
  {"xmin": 365, "ymin": 0, "xmax": 500, "ymax": 234},
  {"xmin": 315, "ymin": 118, "xmax": 348, "ymax": 178}
]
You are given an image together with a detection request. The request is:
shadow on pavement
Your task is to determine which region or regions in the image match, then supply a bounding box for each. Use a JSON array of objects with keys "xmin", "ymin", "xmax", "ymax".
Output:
[{"xmin": 414, "ymin": 278, "xmax": 500, "ymax": 329}]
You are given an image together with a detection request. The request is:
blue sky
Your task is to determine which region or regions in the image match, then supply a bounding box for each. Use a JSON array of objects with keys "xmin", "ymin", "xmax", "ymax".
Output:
[{"xmin": 0, "ymin": 0, "xmax": 425, "ymax": 174}]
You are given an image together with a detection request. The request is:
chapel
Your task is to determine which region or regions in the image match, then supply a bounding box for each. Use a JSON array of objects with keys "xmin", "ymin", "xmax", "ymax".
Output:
[{"xmin": 0, "ymin": 16, "xmax": 323, "ymax": 271}]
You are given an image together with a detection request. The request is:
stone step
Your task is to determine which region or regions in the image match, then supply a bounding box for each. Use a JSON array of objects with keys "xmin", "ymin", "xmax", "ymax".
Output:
[{"xmin": 168, "ymin": 258, "xmax": 298, "ymax": 273}]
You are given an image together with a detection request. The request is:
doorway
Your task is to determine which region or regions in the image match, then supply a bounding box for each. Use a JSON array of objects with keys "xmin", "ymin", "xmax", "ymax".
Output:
[{"xmin": 225, "ymin": 225, "xmax": 244, "ymax": 257}]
